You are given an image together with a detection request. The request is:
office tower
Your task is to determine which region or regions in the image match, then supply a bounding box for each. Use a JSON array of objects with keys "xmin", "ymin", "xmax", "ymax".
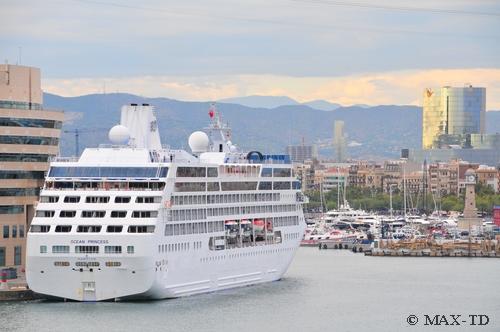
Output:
[
  {"xmin": 0, "ymin": 64, "xmax": 63, "ymax": 271},
  {"xmin": 333, "ymin": 120, "xmax": 346, "ymax": 162},
  {"xmin": 422, "ymin": 85, "xmax": 485, "ymax": 149}
]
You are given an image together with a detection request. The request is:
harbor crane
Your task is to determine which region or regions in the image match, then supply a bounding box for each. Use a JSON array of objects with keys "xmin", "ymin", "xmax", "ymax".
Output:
[{"xmin": 63, "ymin": 128, "xmax": 107, "ymax": 157}]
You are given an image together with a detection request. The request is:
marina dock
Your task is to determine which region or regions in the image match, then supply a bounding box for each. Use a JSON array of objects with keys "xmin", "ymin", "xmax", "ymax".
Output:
[{"xmin": 365, "ymin": 238, "xmax": 500, "ymax": 258}]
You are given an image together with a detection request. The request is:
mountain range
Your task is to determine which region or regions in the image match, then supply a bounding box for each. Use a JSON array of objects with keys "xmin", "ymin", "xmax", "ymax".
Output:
[
  {"xmin": 218, "ymin": 95, "xmax": 343, "ymax": 111},
  {"xmin": 43, "ymin": 93, "xmax": 500, "ymax": 159}
]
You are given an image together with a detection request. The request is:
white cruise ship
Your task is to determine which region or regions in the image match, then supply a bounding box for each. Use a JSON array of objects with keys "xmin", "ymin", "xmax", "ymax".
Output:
[{"xmin": 26, "ymin": 103, "xmax": 307, "ymax": 301}]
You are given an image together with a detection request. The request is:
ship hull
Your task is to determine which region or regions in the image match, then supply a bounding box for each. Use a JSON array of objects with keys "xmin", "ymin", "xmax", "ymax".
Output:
[{"xmin": 27, "ymin": 231, "xmax": 303, "ymax": 301}]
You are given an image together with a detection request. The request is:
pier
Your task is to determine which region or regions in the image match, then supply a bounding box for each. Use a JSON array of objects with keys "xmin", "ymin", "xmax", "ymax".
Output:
[{"xmin": 365, "ymin": 239, "xmax": 500, "ymax": 258}]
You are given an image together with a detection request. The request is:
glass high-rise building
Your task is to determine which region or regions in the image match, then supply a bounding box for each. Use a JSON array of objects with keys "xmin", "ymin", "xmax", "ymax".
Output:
[
  {"xmin": 422, "ymin": 86, "xmax": 486, "ymax": 149},
  {"xmin": 333, "ymin": 120, "xmax": 347, "ymax": 162},
  {"xmin": 0, "ymin": 64, "xmax": 63, "ymax": 271}
]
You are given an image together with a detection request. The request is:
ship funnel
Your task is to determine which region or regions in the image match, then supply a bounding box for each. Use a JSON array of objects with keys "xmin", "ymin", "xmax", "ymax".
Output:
[{"xmin": 120, "ymin": 104, "xmax": 162, "ymax": 150}]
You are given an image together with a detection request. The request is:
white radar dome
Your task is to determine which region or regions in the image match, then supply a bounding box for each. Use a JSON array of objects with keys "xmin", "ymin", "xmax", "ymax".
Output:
[
  {"xmin": 108, "ymin": 125, "xmax": 130, "ymax": 145},
  {"xmin": 188, "ymin": 131, "xmax": 209, "ymax": 153}
]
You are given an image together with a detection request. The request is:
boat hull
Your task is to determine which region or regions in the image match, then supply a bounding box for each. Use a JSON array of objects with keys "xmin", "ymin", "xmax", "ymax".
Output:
[{"xmin": 27, "ymin": 235, "xmax": 302, "ymax": 301}]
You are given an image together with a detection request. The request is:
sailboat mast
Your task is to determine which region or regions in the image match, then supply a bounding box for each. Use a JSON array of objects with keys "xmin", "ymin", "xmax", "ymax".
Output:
[
  {"xmin": 403, "ymin": 163, "xmax": 407, "ymax": 220},
  {"xmin": 337, "ymin": 168, "xmax": 340, "ymax": 209},
  {"xmin": 343, "ymin": 172, "xmax": 347, "ymax": 207}
]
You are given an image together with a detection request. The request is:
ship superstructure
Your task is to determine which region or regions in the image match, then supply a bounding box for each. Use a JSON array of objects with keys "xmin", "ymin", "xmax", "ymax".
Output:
[{"xmin": 26, "ymin": 103, "xmax": 307, "ymax": 301}]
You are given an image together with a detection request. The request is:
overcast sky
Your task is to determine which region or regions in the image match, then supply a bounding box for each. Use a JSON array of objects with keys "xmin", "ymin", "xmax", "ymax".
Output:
[{"xmin": 2, "ymin": 0, "xmax": 500, "ymax": 108}]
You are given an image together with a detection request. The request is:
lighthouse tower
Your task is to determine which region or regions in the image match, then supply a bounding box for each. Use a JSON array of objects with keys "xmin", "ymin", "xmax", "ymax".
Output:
[{"xmin": 458, "ymin": 169, "xmax": 482, "ymax": 230}]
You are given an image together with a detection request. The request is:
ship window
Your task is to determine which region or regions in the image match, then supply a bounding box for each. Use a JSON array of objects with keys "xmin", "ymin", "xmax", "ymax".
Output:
[
  {"xmin": 128, "ymin": 225, "xmax": 155, "ymax": 233},
  {"xmin": 111, "ymin": 211, "xmax": 127, "ymax": 218},
  {"xmin": 30, "ymin": 225, "xmax": 50, "ymax": 233},
  {"xmin": 75, "ymin": 246, "xmax": 99, "ymax": 254},
  {"xmin": 106, "ymin": 225, "xmax": 123, "ymax": 233},
  {"xmin": 54, "ymin": 261, "xmax": 70, "ymax": 267},
  {"xmin": 35, "ymin": 210, "xmax": 55, "ymax": 217},
  {"xmin": 40, "ymin": 196, "xmax": 59, "ymax": 203},
  {"xmin": 176, "ymin": 167, "xmax": 206, "ymax": 177},
  {"xmin": 75, "ymin": 262, "xmax": 99, "ymax": 267},
  {"xmin": 40, "ymin": 245, "xmax": 47, "ymax": 254},
  {"xmin": 52, "ymin": 245, "xmax": 70, "ymax": 253},
  {"xmin": 127, "ymin": 246, "xmax": 135, "ymax": 254},
  {"xmin": 175, "ymin": 182, "xmax": 206, "ymax": 192},
  {"xmin": 59, "ymin": 211, "xmax": 76, "ymax": 218},
  {"xmin": 258, "ymin": 182, "xmax": 272, "ymax": 190},
  {"xmin": 85, "ymin": 196, "xmax": 110, "ymax": 203},
  {"xmin": 261, "ymin": 168, "xmax": 273, "ymax": 177},
  {"xmin": 274, "ymin": 231, "xmax": 282, "ymax": 243},
  {"xmin": 81, "ymin": 210, "xmax": 106, "ymax": 218},
  {"xmin": 207, "ymin": 182, "xmax": 220, "ymax": 191},
  {"xmin": 273, "ymin": 168, "xmax": 291, "ymax": 177},
  {"xmin": 77, "ymin": 225, "xmax": 102, "ymax": 233},
  {"xmin": 48, "ymin": 166, "xmax": 161, "ymax": 178},
  {"xmin": 207, "ymin": 167, "xmax": 218, "ymax": 177},
  {"xmin": 115, "ymin": 196, "xmax": 131, "ymax": 203},
  {"xmin": 273, "ymin": 182, "xmax": 291, "ymax": 190},
  {"xmin": 64, "ymin": 196, "xmax": 80, "ymax": 203},
  {"xmin": 164, "ymin": 224, "xmax": 174, "ymax": 236},
  {"xmin": 132, "ymin": 211, "xmax": 158, "ymax": 218},
  {"xmin": 104, "ymin": 246, "xmax": 122, "ymax": 254},
  {"xmin": 221, "ymin": 182, "xmax": 257, "ymax": 191},
  {"xmin": 53, "ymin": 182, "xmax": 74, "ymax": 189},
  {"xmin": 136, "ymin": 196, "xmax": 161, "ymax": 203},
  {"xmin": 55, "ymin": 225, "xmax": 72, "ymax": 232},
  {"xmin": 209, "ymin": 236, "xmax": 225, "ymax": 250},
  {"xmin": 159, "ymin": 167, "xmax": 169, "ymax": 178},
  {"xmin": 105, "ymin": 261, "xmax": 122, "ymax": 267}
]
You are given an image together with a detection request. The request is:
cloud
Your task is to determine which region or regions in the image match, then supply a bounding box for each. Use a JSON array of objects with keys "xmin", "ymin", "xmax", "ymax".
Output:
[{"xmin": 42, "ymin": 68, "xmax": 500, "ymax": 109}]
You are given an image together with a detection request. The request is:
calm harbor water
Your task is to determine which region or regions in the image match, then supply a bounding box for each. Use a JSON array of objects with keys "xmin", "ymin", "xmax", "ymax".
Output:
[{"xmin": 1, "ymin": 248, "xmax": 499, "ymax": 332}]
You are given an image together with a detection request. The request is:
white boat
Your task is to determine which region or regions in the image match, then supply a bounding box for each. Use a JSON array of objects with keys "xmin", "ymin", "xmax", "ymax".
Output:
[
  {"xmin": 26, "ymin": 104, "xmax": 307, "ymax": 301},
  {"xmin": 325, "ymin": 201, "xmax": 371, "ymax": 222},
  {"xmin": 405, "ymin": 215, "xmax": 430, "ymax": 225}
]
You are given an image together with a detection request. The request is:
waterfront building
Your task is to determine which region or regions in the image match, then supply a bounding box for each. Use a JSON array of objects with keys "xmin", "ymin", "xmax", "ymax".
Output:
[
  {"xmin": 476, "ymin": 165, "xmax": 499, "ymax": 193},
  {"xmin": 286, "ymin": 144, "xmax": 318, "ymax": 163},
  {"xmin": 314, "ymin": 167, "xmax": 348, "ymax": 192},
  {"xmin": 297, "ymin": 157, "xmax": 498, "ymax": 197},
  {"xmin": 404, "ymin": 171, "xmax": 424, "ymax": 195},
  {"xmin": 0, "ymin": 64, "xmax": 63, "ymax": 271},
  {"xmin": 293, "ymin": 162, "xmax": 316, "ymax": 191},
  {"xmin": 422, "ymin": 85, "xmax": 486, "ymax": 149},
  {"xmin": 428, "ymin": 162, "xmax": 458, "ymax": 196}
]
